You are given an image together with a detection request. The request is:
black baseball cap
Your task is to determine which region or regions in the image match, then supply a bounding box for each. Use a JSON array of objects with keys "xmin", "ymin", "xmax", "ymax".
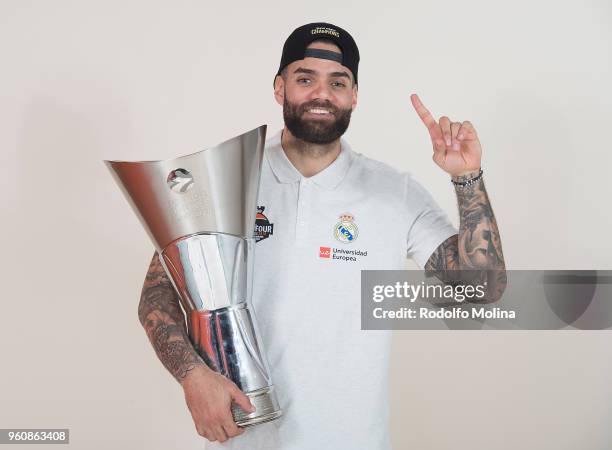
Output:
[{"xmin": 275, "ymin": 22, "xmax": 360, "ymax": 85}]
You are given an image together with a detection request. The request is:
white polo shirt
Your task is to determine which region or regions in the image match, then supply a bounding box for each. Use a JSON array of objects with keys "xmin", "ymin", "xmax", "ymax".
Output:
[{"xmin": 208, "ymin": 130, "xmax": 457, "ymax": 450}]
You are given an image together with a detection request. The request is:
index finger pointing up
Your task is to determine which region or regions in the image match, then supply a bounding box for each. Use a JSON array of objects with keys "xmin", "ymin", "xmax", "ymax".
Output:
[{"xmin": 410, "ymin": 94, "xmax": 441, "ymax": 139}]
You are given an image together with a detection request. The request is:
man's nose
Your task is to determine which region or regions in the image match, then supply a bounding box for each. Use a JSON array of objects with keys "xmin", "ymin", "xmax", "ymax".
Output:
[{"xmin": 310, "ymin": 81, "xmax": 333, "ymax": 100}]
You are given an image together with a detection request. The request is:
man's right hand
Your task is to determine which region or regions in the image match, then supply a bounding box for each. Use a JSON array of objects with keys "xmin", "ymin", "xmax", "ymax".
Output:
[{"xmin": 180, "ymin": 365, "xmax": 255, "ymax": 443}]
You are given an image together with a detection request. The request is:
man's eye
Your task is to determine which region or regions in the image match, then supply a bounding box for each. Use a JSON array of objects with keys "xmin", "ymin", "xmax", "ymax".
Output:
[
  {"xmin": 297, "ymin": 78, "xmax": 311, "ymax": 85},
  {"xmin": 332, "ymin": 81, "xmax": 347, "ymax": 88}
]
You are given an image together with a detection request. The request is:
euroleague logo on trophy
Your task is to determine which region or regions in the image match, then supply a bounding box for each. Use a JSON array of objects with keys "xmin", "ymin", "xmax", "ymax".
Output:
[
  {"xmin": 255, "ymin": 206, "xmax": 274, "ymax": 243},
  {"xmin": 166, "ymin": 168, "xmax": 194, "ymax": 193}
]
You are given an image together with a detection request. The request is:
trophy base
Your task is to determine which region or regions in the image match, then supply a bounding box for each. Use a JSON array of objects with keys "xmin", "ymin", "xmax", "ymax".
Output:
[{"xmin": 232, "ymin": 385, "xmax": 282, "ymax": 428}]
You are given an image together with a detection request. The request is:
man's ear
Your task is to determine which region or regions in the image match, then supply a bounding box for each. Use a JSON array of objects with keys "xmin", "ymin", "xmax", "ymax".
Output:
[
  {"xmin": 274, "ymin": 75, "xmax": 285, "ymax": 106},
  {"xmin": 351, "ymin": 84, "xmax": 358, "ymax": 111}
]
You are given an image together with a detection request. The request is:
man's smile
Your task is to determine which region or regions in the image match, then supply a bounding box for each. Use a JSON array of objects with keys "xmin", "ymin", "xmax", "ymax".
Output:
[
  {"xmin": 307, "ymin": 108, "xmax": 332, "ymax": 115},
  {"xmin": 302, "ymin": 107, "xmax": 335, "ymax": 119}
]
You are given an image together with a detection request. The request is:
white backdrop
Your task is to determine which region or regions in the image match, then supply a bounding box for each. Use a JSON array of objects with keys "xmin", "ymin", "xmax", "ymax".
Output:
[{"xmin": 1, "ymin": 0, "xmax": 611, "ymax": 449}]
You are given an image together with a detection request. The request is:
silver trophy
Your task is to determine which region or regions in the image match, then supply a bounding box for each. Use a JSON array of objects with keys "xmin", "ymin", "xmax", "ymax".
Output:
[{"xmin": 104, "ymin": 125, "xmax": 281, "ymax": 427}]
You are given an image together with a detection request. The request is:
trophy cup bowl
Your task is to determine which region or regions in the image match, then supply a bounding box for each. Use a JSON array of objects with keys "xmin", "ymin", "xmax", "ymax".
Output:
[{"xmin": 104, "ymin": 125, "xmax": 281, "ymax": 427}]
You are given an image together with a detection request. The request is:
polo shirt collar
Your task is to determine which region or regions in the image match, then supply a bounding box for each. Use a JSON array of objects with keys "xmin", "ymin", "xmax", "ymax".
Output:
[{"xmin": 266, "ymin": 129, "xmax": 354, "ymax": 189}]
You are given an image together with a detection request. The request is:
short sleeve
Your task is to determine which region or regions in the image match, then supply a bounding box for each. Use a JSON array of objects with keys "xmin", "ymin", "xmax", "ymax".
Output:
[{"xmin": 404, "ymin": 174, "xmax": 458, "ymax": 269}]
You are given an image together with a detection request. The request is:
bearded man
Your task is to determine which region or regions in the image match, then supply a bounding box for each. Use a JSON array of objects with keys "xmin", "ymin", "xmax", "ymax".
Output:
[{"xmin": 137, "ymin": 22, "xmax": 506, "ymax": 450}]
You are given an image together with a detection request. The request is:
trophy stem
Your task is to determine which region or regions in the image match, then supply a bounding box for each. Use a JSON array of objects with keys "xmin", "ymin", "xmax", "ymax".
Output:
[
  {"xmin": 189, "ymin": 305, "xmax": 282, "ymax": 426},
  {"xmin": 161, "ymin": 233, "xmax": 280, "ymax": 426}
]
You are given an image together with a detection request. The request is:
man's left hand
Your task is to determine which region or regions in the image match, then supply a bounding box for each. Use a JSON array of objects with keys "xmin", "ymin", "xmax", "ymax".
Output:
[{"xmin": 410, "ymin": 93, "xmax": 482, "ymax": 177}]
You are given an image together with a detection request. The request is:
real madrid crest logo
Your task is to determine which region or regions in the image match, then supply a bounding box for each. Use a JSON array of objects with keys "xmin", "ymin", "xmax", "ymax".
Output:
[{"xmin": 334, "ymin": 213, "xmax": 358, "ymax": 244}]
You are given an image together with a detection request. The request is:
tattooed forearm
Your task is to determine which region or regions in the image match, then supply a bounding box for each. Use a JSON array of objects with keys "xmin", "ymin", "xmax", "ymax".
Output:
[
  {"xmin": 139, "ymin": 253, "xmax": 208, "ymax": 382},
  {"xmin": 452, "ymin": 171, "xmax": 505, "ymax": 270},
  {"xmin": 425, "ymin": 172, "xmax": 506, "ymax": 301}
]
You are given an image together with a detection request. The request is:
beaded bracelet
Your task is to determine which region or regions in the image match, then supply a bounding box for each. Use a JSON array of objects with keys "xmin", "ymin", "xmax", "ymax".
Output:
[{"xmin": 451, "ymin": 168, "xmax": 483, "ymax": 187}]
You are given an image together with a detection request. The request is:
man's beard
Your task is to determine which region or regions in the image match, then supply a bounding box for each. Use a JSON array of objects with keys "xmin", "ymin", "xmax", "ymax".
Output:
[{"xmin": 283, "ymin": 96, "xmax": 352, "ymax": 145}]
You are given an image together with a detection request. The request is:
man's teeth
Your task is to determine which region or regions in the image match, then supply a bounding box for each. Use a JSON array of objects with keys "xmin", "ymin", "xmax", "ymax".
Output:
[{"xmin": 308, "ymin": 108, "xmax": 330, "ymax": 114}]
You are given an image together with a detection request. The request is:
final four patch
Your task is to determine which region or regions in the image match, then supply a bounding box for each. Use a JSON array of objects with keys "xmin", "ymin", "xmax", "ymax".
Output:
[
  {"xmin": 255, "ymin": 206, "xmax": 274, "ymax": 243},
  {"xmin": 334, "ymin": 213, "xmax": 358, "ymax": 244}
]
